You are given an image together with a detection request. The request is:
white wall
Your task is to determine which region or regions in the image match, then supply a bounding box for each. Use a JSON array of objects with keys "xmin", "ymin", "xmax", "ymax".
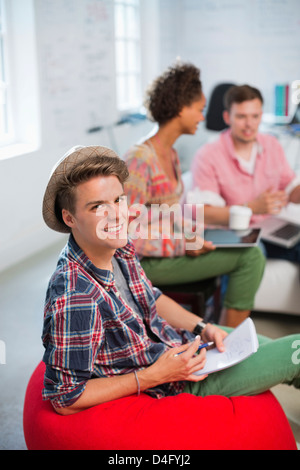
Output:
[
  {"xmin": 159, "ymin": 0, "xmax": 300, "ymax": 169},
  {"xmin": 0, "ymin": 0, "xmax": 155, "ymax": 273},
  {"xmin": 160, "ymin": 0, "xmax": 300, "ymax": 109},
  {"xmin": 0, "ymin": 0, "xmax": 299, "ymax": 273}
]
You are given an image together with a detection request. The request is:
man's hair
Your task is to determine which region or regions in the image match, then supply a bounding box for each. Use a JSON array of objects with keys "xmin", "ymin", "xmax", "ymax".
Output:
[
  {"xmin": 144, "ymin": 62, "xmax": 202, "ymax": 125},
  {"xmin": 55, "ymin": 155, "xmax": 129, "ymax": 227},
  {"xmin": 224, "ymin": 85, "xmax": 264, "ymax": 111}
]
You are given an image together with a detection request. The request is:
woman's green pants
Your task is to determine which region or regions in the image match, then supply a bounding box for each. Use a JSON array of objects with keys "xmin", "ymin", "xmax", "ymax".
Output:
[{"xmin": 141, "ymin": 246, "xmax": 265, "ymax": 311}]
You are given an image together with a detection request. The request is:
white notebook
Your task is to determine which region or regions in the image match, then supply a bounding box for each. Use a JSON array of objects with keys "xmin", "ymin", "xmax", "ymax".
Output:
[{"xmin": 195, "ymin": 318, "xmax": 259, "ymax": 376}]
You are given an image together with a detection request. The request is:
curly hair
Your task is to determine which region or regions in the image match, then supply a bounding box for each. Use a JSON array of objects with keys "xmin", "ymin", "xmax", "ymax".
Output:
[{"xmin": 144, "ymin": 62, "xmax": 202, "ymax": 125}]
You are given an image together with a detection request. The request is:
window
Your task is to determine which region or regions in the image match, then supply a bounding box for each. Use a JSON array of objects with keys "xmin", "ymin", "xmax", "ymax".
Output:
[
  {"xmin": 114, "ymin": 0, "xmax": 142, "ymax": 111},
  {"xmin": 0, "ymin": 0, "xmax": 40, "ymax": 158},
  {"xmin": 0, "ymin": 0, "xmax": 13, "ymax": 145}
]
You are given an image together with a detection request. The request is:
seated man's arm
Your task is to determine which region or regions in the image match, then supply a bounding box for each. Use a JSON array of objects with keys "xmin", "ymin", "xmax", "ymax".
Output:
[
  {"xmin": 191, "ymin": 148, "xmax": 232, "ymax": 225},
  {"xmin": 54, "ymin": 338, "xmax": 208, "ymax": 416},
  {"xmin": 54, "ymin": 372, "xmax": 142, "ymax": 415},
  {"xmin": 155, "ymin": 294, "xmax": 227, "ymax": 351},
  {"xmin": 155, "ymin": 293, "xmax": 202, "ymax": 332}
]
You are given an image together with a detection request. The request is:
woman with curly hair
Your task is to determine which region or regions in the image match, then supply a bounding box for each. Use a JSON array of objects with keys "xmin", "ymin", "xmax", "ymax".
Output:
[{"xmin": 124, "ymin": 62, "xmax": 265, "ymax": 327}]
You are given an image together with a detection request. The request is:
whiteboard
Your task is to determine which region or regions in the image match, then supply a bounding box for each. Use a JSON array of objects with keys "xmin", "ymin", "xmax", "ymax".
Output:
[{"xmin": 35, "ymin": 0, "xmax": 117, "ymax": 146}]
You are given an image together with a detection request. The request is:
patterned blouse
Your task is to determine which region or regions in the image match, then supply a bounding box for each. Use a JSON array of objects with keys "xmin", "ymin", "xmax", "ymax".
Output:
[{"xmin": 124, "ymin": 142, "xmax": 189, "ymax": 258}]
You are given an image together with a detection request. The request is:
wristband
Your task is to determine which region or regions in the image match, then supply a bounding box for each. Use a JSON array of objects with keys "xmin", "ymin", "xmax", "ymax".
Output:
[
  {"xmin": 192, "ymin": 321, "xmax": 207, "ymax": 336},
  {"xmin": 133, "ymin": 370, "xmax": 140, "ymax": 396}
]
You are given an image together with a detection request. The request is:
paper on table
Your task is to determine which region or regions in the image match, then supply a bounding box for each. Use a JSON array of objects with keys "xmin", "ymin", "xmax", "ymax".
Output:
[{"xmin": 194, "ymin": 318, "xmax": 259, "ymax": 375}]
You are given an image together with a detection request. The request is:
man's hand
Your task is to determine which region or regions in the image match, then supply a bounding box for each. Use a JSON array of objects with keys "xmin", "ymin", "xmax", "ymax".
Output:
[
  {"xmin": 143, "ymin": 325, "xmax": 228, "ymax": 388},
  {"xmin": 145, "ymin": 335, "xmax": 208, "ymax": 384},
  {"xmin": 248, "ymin": 188, "xmax": 288, "ymax": 215},
  {"xmin": 199, "ymin": 323, "xmax": 227, "ymax": 353}
]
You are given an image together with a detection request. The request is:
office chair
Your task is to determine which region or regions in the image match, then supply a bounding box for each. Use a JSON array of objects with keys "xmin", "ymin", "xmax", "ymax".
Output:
[
  {"xmin": 205, "ymin": 83, "xmax": 236, "ymax": 131},
  {"xmin": 155, "ymin": 277, "xmax": 221, "ymax": 323}
]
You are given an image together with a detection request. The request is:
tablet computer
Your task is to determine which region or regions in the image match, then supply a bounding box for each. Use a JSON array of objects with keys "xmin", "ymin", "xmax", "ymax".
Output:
[{"xmin": 204, "ymin": 228, "xmax": 261, "ymax": 247}]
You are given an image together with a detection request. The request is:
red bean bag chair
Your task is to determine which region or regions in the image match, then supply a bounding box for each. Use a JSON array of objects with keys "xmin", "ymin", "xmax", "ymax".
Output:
[{"xmin": 23, "ymin": 362, "xmax": 297, "ymax": 450}]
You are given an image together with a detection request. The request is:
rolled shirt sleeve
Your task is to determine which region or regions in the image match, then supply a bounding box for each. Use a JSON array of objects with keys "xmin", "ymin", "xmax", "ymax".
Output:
[{"xmin": 42, "ymin": 288, "xmax": 103, "ymax": 408}]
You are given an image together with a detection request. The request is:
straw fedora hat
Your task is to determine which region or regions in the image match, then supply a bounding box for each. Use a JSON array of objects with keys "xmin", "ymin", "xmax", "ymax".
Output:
[{"xmin": 42, "ymin": 145, "xmax": 119, "ymax": 233}]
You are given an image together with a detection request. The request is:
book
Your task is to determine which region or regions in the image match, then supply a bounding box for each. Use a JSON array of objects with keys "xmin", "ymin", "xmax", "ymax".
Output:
[
  {"xmin": 194, "ymin": 318, "xmax": 259, "ymax": 375},
  {"xmin": 285, "ymin": 84, "xmax": 289, "ymax": 116},
  {"xmin": 274, "ymin": 84, "xmax": 289, "ymax": 117},
  {"xmin": 275, "ymin": 84, "xmax": 283, "ymax": 116}
]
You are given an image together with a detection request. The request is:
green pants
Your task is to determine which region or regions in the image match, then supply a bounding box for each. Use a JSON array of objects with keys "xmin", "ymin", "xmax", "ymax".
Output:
[
  {"xmin": 141, "ymin": 246, "xmax": 265, "ymax": 311},
  {"xmin": 185, "ymin": 328, "xmax": 300, "ymax": 397}
]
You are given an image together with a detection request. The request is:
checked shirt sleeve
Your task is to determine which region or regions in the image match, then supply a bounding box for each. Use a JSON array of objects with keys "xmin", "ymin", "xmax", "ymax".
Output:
[{"xmin": 42, "ymin": 287, "xmax": 103, "ymax": 409}]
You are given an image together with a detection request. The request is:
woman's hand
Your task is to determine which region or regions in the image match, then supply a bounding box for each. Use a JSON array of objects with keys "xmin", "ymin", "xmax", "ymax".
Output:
[{"xmin": 185, "ymin": 236, "xmax": 216, "ymax": 257}]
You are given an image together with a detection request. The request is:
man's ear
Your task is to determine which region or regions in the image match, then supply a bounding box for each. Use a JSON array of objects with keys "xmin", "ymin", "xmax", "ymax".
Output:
[
  {"xmin": 223, "ymin": 110, "xmax": 230, "ymax": 126},
  {"xmin": 62, "ymin": 209, "xmax": 76, "ymax": 229}
]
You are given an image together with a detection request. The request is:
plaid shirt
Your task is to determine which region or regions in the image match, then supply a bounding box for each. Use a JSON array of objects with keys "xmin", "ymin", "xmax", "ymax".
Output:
[{"xmin": 42, "ymin": 235, "xmax": 193, "ymax": 408}]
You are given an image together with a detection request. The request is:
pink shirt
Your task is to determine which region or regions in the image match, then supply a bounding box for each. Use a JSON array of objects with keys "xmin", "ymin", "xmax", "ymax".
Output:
[{"xmin": 191, "ymin": 129, "xmax": 296, "ymax": 224}]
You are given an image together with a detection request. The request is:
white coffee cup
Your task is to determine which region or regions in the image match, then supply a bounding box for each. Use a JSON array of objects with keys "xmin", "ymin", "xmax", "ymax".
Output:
[{"xmin": 229, "ymin": 205, "xmax": 252, "ymax": 230}]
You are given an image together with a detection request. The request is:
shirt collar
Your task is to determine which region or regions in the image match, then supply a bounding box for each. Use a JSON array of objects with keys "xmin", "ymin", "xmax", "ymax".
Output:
[
  {"xmin": 223, "ymin": 129, "xmax": 264, "ymax": 160},
  {"xmin": 67, "ymin": 234, "xmax": 135, "ymax": 288}
]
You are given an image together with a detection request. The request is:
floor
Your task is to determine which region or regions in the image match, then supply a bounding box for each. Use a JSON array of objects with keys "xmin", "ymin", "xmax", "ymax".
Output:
[{"xmin": 0, "ymin": 239, "xmax": 299, "ymax": 450}]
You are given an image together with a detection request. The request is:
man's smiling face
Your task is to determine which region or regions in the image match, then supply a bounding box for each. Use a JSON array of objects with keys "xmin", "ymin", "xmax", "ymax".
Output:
[
  {"xmin": 62, "ymin": 175, "xmax": 128, "ymax": 261},
  {"xmin": 223, "ymin": 98, "xmax": 263, "ymax": 145}
]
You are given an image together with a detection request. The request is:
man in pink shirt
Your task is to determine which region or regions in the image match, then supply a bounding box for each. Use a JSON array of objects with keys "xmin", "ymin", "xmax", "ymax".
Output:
[{"xmin": 191, "ymin": 84, "xmax": 300, "ymax": 262}]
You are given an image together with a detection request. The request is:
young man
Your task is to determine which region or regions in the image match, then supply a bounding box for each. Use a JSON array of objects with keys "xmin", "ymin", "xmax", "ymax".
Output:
[
  {"xmin": 42, "ymin": 145, "xmax": 300, "ymax": 415},
  {"xmin": 191, "ymin": 84, "xmax": 300, "ymax": 263}
]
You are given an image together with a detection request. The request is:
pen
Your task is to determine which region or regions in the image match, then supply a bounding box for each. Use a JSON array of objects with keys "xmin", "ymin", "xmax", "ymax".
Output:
[
  {"xmin": 197, "ymin": 341, "xmax": 214, "ymax": 351},
  {"xmin": 174, "ymin": 342, "xmax": 214, "ymax": 357}
]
